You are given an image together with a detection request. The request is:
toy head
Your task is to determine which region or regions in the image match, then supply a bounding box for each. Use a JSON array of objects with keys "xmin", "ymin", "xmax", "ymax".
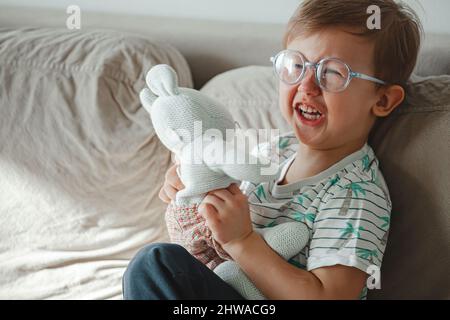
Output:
[{"xmin": 140, "ymin": 64, "xmax": 235, "ymax": 153}]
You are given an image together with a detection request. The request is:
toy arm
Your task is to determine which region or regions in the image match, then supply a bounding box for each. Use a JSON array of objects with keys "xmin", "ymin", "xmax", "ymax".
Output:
[{"xmin": 214, "ymin": 222, "xmax": 310, "ymax": 300}]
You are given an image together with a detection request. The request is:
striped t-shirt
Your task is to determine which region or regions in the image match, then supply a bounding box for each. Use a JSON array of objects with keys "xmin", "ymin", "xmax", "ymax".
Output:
[{"xmin": 240, "ymin": 132, "xmax": 392, "ymax": 299}]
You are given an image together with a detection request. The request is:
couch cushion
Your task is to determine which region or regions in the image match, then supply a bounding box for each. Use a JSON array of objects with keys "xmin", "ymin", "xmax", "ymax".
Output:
[
  {"xmin": 368, "ymin": 75, "xmax": 450, "ymax": 299},
  {"xmin": 201, "ymin": 66, "xmax": 288, "ymax": 136},
  {"xmin": 202, "ymin": 66, "xmax": 450, "ymax": 299},
  {"xmin": 0, "ymin": 28, "xmax": 192, "ymax": 299}
]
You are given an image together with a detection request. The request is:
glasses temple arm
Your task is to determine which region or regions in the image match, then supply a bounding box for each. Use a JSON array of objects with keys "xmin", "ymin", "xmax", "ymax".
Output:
[{"xmin": 352, "ymin": 72, "xmax": 387, "ymax": 85}]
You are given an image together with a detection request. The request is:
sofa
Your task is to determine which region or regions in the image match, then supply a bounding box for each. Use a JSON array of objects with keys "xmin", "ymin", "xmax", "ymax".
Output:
[{"xmin": 0, "ymin": 6, "xmax": 449, "ymax": 300}]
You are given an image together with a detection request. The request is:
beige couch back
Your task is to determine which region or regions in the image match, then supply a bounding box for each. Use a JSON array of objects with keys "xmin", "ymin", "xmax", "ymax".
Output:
[{"xmin": 1, "ymin": 5, "xmax": 450, "ymax": 88}]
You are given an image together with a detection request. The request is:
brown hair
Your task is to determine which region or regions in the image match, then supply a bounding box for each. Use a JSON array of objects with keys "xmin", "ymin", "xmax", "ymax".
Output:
[{"xmin": 283, "ymin": 0, "xmax": 423, "ymax": 87}]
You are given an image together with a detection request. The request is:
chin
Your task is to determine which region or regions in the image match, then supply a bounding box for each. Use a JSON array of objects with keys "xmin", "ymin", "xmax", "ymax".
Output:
[
  {"xmin": 290, "ymin": 113, "xmax": 325, "ymax": 148},
  {"xmin": 294, "ymin": 127, "xmax": 316, "ymax": 147}
]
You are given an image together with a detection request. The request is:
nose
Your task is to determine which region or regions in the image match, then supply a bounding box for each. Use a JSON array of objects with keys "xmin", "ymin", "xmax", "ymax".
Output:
[{"xmin": 298, "ymin": 66, "xmax": 321, "ymax": 96}]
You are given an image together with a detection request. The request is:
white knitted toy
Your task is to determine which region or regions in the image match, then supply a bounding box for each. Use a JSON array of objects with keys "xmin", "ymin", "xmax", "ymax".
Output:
[
  {"xmin": 215, "ymin": 221, "xmax": 309, "ymax": 299},
  {"xmin": 139, "ymin": 64, "xmax": 309, "ymax": 299},
  {"xmin": 139, "ymin": 64, "xmax": 280, "ymax": 206}
]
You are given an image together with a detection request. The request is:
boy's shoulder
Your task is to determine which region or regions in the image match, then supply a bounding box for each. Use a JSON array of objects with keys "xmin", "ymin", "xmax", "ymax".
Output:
[
  {"xmin": 251, "ymin": 131, "xmax": 391, "ymax": 206},
  {"xmin": 322, "ymin": 143, "xmax": 392, "ymax": 210}
]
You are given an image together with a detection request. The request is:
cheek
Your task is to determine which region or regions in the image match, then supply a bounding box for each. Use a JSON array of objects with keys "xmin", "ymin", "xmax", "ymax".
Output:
[
  {"xmin": 278, "ymin": 84, "xmax": 297, "ymax": 118},
  {"xmin": 326, "ymin": 89, "xmax": 374, "ymax": 128},
  {"xmin": 326, "ymin": 101, "xmax": 350, "ymax": 129}
]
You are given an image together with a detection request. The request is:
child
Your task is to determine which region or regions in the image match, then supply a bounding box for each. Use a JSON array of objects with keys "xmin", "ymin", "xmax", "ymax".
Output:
[{"xmin": 123, "ymin": 0, "xmax": 422, "ymax": 299}]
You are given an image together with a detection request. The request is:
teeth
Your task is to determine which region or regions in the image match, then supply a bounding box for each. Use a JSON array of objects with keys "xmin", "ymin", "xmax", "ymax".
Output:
[
  {"xmin": 302, "ymin": 112, "xmax": 321, "ymax": 120},
  {"xmin": 295, "ymin": 103, "xmax": 322, "ymax": 121},
  {"xmin": 298, "ymin": 104, "xmax": 322, "ymax": 115}
]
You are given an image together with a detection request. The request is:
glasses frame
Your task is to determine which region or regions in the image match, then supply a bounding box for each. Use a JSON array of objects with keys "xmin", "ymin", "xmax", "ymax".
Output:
[{"xmin": 270, "ymin": 49, "xmax": 387, "ymax": 93}]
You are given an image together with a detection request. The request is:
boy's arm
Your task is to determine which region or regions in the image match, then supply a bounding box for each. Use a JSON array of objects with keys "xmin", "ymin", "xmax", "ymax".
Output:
[
  {"xmin": 200, "ymin": 179, "xmax": 375, "ymax": 299},
  {"xmin": 165, "ymin": 202, "xmax": 232, "ymax": 270},
  {"xmin": 224, "ymin": 232, "xmax": 368, "ymax": 299}
]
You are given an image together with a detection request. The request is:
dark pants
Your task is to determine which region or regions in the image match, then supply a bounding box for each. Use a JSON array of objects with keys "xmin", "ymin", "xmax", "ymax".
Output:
[{"xmin": 122, "ymin": 243, "xmax": 245, "ymax": 300}]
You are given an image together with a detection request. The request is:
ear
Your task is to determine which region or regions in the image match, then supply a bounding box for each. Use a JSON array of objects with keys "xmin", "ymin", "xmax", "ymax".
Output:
[
  {"xmin": 146, "ymin": 64, "xmax": 180, "ymax": 97},
  {"xmin": 371, "ymin": 84, "xmax": 405, "ymax": 117},
  {"xmin": 139, "ymin": 88, "xmax": 158, "ymax": 114}
]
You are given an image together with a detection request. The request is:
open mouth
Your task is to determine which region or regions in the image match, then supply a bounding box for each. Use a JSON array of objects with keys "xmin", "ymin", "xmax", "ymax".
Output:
[{"xmin": 294, "ymin": 102, "xmax": 325, "ymax": 125}]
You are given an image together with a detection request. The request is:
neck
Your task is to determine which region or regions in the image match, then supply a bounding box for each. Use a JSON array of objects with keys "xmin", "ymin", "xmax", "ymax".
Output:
[{"xmin": 282, "ymin": 139, "xmax": 366, "ymax": 184}]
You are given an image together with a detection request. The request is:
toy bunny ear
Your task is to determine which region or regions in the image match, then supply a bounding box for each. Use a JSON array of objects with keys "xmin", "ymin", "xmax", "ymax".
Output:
[
  {"xmin": 146, "ymin": 64, "xmax": 180, "ymax": 97},
  {"xmin": 139, "ymin": 88, "xmax": 158, "ymax": 114}
]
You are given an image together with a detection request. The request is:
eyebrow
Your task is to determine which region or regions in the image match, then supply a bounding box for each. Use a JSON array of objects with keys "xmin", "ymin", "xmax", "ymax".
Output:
[
  {"xmin": 292, "ymin": 49, "xmax": 358, "ymax": 70},
  {"xmin": 300, "ymin": 51, "xmax": 343, "ymax": 63}
]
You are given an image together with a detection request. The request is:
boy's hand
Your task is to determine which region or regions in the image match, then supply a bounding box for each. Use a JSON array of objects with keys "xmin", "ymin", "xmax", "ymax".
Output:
[
  {"xmin": 159, "ymin": 158, "xmax": 184, "ymax": 204},
  {"xmin": 198, "ymin": 183, "xmax": 254, "ymax": 250}
]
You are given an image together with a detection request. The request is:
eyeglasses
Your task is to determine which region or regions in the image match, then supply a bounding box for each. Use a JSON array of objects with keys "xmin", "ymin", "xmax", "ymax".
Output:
[{"xmin": 270, "ymin": 49, "xmax": 387, "ymax": 93}]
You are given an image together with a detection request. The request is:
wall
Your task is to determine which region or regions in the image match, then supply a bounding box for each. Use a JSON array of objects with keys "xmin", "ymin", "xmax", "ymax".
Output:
[{"xmin": 0, "ymin": 0, "xmax": 449, "ymax": 34}]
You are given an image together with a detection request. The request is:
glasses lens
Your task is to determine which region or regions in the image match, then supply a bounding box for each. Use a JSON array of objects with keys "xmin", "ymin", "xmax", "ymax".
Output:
[
  {"xmin": 317, "ymin": 59, "xmax": 350, "ymax": 92},
  {"xmin": 274, "ymin": 51, "xmax": 304, "ymax": 84}
]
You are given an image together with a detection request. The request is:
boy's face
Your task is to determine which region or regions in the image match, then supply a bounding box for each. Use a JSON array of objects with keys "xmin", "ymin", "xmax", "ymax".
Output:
[{"xmin": 279, "ymin": 28, "xmax": 381, "ymax": 151}]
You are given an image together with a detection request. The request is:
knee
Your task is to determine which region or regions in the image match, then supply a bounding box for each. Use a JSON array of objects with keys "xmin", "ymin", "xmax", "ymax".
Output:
[
  {"xmin": 135, "ymin": 242, "xmax": 186, "ymax": 260},
  {"xmin": 123, "ymin": 243, "xmax": 188, "ymax": 280}
]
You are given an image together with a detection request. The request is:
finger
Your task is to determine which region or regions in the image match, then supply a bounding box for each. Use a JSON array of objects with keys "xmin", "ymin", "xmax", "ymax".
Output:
[
  {"xmin": 163, "ymin": 184, "xmax": 178, "ymax": 201},
  {"xmin": 199, "ymin": 202, "xmax": 218, "ymax": 216},
  {"xmin": 227, "ymin": 183, "xmax": 242, "ymax": 195},
  {"xmin": 166, "ymin": 165, "xmax": 185, "ymax": 190},
  {"xmin": 168, "ymin": 173, "xmax": 184, "ymax": 191},
  {"xmin": 203, "ymin": 194, "xmax": 225, "ymax": 209},
  {"xmin": 199, "ymin": 203, "xmax": 220, "ymax": 226},
  {"xmin": 158, "ymin": 188, "xmax": 171, "ymax": 204},
  {"xmin": 209, "ymin": 189, "xmax": 233, "ymax": 202}
]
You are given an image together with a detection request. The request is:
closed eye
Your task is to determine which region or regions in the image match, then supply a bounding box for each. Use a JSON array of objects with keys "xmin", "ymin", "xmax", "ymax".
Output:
[{"xmin": 323, "ymin": 68, "xmax": 344, "ymax": 77}]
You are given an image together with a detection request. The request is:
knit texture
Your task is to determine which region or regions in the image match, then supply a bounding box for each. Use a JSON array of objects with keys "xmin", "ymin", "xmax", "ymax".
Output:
[
  {"xmin": 140, "ymin": 64, "xmax": 279, "ymax": 206},
  {"xmin": 141, "ymin": 64, "xmax": 307, "ymax": 299},
  {"xmin": 214, "ymin": 222, "xmax": 309, "ymax": 300},
  {"xmin": 165, "ymin": 202, "xmax": 230, "ymax": 270}
]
